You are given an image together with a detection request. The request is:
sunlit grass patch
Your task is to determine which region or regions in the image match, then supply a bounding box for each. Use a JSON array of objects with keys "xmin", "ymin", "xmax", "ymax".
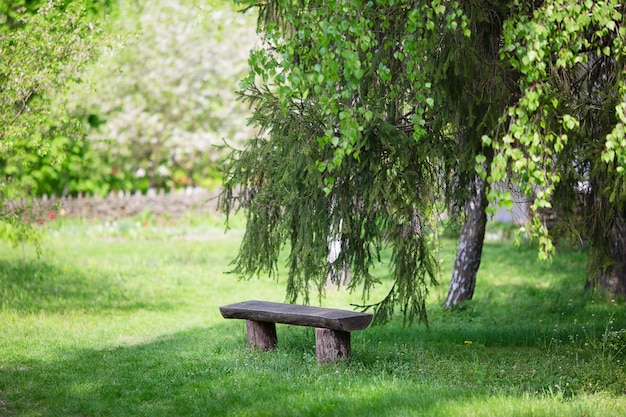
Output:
[{"xmin": 0, "ymin": 216, "xmax": 625, "ymax": 416}]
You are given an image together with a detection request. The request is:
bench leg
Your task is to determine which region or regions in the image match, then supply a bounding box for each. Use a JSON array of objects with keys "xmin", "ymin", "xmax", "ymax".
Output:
[
  {"xmin": 245, "ymin": 320, "xmax": 277, "ymax": 351},
  {"xmin": 315, "ymin": 328, "xmax": 351, "ymax": 364}
]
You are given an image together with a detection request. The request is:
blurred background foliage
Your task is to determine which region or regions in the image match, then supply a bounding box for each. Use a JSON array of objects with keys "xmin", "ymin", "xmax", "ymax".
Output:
[{"xmin": 1, "ymin": 0, "xmax": 257, "ymax": 198}]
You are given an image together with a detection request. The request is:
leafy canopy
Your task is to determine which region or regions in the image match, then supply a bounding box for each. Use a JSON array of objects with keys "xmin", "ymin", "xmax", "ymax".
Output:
[
  {"xmin": 223, "ymin": 0, "xmax": 626, "ymax": 322},
  {"xmin": 223, "ymin": 0, "xmax": 470, "ymax": 324},
  {"xmin": 0, "ymin": 0, "xmax": 107, "ymax": 249},
  {"xmin": 490, "ymin": 0, "xmax": 626, "ymax": 258}
]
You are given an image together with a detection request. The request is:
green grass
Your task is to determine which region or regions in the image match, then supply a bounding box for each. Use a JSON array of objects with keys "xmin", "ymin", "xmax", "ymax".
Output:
[{"xmin": 1, "ymin": 216, "xmax": 625, "ymax": 416}]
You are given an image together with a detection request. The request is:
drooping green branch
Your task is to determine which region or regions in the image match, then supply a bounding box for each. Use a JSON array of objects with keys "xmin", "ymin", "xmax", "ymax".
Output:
[
  {"xmin": 489, "ymin": 0, "xmax": 626, "ymax": 258},
  {"xmin": 220, "ymin": 1, "xmax": 475, "ymax": 325}
]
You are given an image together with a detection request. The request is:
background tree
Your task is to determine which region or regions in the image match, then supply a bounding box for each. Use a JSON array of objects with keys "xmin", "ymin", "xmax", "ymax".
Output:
[
  {"xmin": 490, "ymin": 0, "xmax": 626, "ymax": 296},
  {"xmin": 0, "ymin": 0, "xmax": 108, "ymax": 250},
  {"xmin": 433, "ymin": 0, "xmax": 517, "ymax": 308},
  {"xmin": 0, "ymin": 0, "xmax": 114, "ymax": 27},
  {"xmin": 1, "ymin": 0, "xmax": 256, "ymax": 198},
  {"xmin": 72, "ymin": 0, "xmax": 257, "ymax": 192}
]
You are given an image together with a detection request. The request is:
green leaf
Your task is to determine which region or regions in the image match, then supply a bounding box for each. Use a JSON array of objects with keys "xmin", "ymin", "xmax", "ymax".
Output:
[
  {"xmin": 602, "ymin": 149, "xmax": 616, "ymax": 163},
  {"xmin": 500, "ymin": 193, "xmax": 514, "ymax": 210},
  {"xmin": 562, "ymin": 114, "xmax": 579, "ymax": 130},
  {"xmin": 606, "ymin": 20, "xmax": 616, "ymax": 32}
]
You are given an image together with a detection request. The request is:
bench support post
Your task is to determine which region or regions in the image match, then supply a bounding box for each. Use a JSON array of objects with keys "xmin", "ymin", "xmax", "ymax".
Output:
[
  {"xmin": 315, "ymin": 328, "xmax": 351, "ymax": 364},
  {"xmin": 246, "ymin": 320, "xmax": 277, "ymax": 351}
]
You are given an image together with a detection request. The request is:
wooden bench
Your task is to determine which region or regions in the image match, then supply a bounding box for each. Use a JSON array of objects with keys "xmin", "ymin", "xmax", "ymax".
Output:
[{"xmin": 219, "ymin": 300, "xmax": 373, "ymax": 363}]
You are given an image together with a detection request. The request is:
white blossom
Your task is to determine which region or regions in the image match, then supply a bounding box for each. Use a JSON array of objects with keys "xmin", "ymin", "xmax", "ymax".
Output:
[{"xmin": 70, "ymin": 0, "xmax": 259, "ymax": 187}]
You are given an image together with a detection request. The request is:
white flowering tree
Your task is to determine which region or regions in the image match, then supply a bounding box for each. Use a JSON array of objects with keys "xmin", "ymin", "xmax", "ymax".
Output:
[{"xmin": 76, "ymin": 0, "xmax": 258, "ymax": 191}]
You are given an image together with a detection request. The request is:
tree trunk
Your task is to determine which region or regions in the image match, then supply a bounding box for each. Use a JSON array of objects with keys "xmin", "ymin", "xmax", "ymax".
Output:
[
  {"xmin": 326, "ymin": 200, "xmax": 350, "ymax": 287},
  {"xmin": 444, "ymin": 173, "xmax": 489, "ymax": 309},
  {"xmin": 587, "ymin": 213, "xmax": 626, "ymax": 297},
  {"xmin": 326, "ymin": 229, "xmax": 350, "ymax": 287}
]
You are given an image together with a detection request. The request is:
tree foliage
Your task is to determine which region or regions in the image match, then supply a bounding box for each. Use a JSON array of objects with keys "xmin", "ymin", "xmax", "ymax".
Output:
[
  {"xmin": 221, "ymin": 0, "xmax": 626, "ymax": 323},
  {"xmin": 0, "ymin": 0, "xmax": 106, "ymax": 249},
  {"xmin": 491, "ymin": 0, "xmax": 626, "ymax": 293},
  {"xmin": 0, "ymin": 0, "xmax": 114, "ymax": 29},
  {"xmin": 1, "ymin": 0, "xmax": 256, "ymax": 198},
  {"xmin": 490, "ymin": 0, "xmax": 626, "ymax": 259},
  {"xmin": 72, "ymin": 0, "xmax": 258, "ymax": 192},
  {"xmin": 222, "ymin": 0, "xmax": 476, "ymax": 324}
]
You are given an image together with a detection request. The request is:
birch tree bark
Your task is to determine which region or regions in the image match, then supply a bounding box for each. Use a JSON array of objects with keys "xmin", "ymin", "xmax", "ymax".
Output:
[
  {"xmin": 326, "ymin": 223, "xmax": 350, "ymax": 287},
  {"xmin": 444, "ymin": 173, "xmax": 489, "ymax": 308}
]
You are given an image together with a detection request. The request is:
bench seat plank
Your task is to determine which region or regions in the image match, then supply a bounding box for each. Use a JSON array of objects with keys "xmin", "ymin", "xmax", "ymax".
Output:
[{"xmin": 219, "ymin": 300, "xmax": 372, "ymax": 332}]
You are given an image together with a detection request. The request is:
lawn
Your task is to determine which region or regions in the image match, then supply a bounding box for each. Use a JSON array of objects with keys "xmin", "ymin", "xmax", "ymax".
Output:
[{"xmin": 1, "ymin": 215, "xmax": 625, "ymax": 416}]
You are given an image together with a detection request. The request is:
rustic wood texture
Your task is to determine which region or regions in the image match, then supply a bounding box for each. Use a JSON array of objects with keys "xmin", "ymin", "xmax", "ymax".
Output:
[
  {"xmin": 245, "ymin": 320, "xmax": 277, "ymax": 351},
  {"xmin": 315, "ymin": 328, "xmax": 351, "ymax": 363},
  {"xmin": 219, "ymin": 300, "xmax": 373, "ymax": 332}
]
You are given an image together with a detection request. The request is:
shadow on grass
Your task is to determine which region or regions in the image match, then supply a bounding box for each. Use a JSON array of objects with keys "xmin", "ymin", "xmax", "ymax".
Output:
[
  {"xmin": 0, "ymin": 323, "xmax": 474, "ymax": 417},
  {"xmin": 0, "ymin": 324, "xmax": 432, "ymax": 417},
  {"xmin": 0, "ymin": 259, "xmax": 174, "ymax": 314},
  {"xmin": 2, "ymin": 321, "xmax": 625, "ymax": 416}
]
